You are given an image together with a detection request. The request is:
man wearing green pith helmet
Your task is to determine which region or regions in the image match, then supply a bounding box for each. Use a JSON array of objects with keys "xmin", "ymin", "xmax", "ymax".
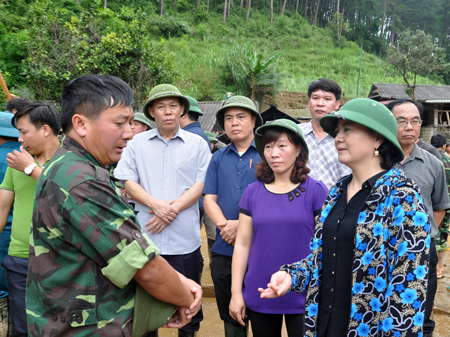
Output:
[
  {"xmin": 203, "ymin": 96, "xmax": 263, "ymax": 336},
  {"xmin": 115, "ymin": 84, "xmax": 211, "ymax": 337}
]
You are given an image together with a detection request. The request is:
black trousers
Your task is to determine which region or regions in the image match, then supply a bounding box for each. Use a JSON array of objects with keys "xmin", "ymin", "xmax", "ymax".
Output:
[
  {"xmin": 423, "ymin": 239, "xmax": 438, "ymax": 335},
  {"xmin": 161, "ymin": 247, "xmax": 204, "ymax": 332},
  {"xmin": 246, "ymin": 308, "xmax": 304, "ymax": 337},
  {"xmin": 211, "ymin": 253, "xmax": 243, "ymax": 326}
]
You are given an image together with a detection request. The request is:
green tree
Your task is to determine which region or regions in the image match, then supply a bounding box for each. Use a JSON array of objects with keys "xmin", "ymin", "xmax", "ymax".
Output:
[
  {"xmin": 23, "ymin": 0, "xmax": 178, "ymax": 103},
  {"xmin": 386, "ymin": 29, "xmax": 448, "ymax": 99}
]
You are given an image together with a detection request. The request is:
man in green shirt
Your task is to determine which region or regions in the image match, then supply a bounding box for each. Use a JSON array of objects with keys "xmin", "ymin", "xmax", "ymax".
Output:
[
  {"xmin": 26, "ymin": 74, "xmax": 201, "ymax": 336},
  {"xmin": 0, "ymin": 102, "xmax": 61, "ymax": 337}
]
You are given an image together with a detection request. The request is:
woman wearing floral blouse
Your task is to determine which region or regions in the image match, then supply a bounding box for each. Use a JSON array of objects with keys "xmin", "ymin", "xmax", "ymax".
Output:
[{"xmin": 259, "ymin": 98, "xmax": 430, "ymax": 337}]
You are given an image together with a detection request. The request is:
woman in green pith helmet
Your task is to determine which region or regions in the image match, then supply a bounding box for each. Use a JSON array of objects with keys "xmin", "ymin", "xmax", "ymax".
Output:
[{"xmin": 259, "ymin": 98, "xmax": 430, "ymax": 337}]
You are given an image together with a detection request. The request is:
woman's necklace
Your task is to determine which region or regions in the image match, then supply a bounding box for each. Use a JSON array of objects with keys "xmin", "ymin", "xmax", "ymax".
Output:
[{"xmin": 273, "ymin": 181, "xmax": 291, "ymax": 187}]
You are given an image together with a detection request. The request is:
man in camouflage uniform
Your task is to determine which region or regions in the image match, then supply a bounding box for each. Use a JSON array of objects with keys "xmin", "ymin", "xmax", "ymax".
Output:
[
  {"xmin": 431, "ymin": 133, "xmax": 450, "ymax": 278},
  {"xmin": 26, "ymin": 74, "xmax": 202, "ymax": 336}
]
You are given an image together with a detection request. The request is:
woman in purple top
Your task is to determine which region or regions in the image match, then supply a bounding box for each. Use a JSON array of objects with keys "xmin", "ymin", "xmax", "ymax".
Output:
[{"xmin": 229, "ymin": 119, "xmax": 328, "ymax": 337}]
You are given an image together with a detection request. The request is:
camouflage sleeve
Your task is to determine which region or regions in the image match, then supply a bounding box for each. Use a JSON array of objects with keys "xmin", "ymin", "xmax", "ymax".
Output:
[{"xmin": 61, "ymin": 179, "xmax": 160, "ymax": 288}]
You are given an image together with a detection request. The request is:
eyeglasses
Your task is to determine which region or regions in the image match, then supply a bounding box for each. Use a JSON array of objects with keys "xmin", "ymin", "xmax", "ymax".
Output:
[{"xmin": 396, "ymin": 119, "xmax": 422, "ymax": 127}]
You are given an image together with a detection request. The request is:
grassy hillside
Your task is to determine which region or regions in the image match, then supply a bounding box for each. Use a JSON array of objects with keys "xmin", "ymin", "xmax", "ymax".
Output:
[{"xmin": 156, "ymin": 8, "xmax": 442, "ymax": 101}]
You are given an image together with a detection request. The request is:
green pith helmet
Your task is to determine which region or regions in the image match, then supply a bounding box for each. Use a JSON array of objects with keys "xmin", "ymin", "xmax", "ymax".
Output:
[
  {"xmin": 142, "ymin": 84, "xmax": 190, "ymax": 121},
  {"xmin": 133, "ymin": 112, "xmax": 152, "ymax": 129},
  {"xmin": 255, "ymin": 119, "xmax": 309, "ymax": 158},
  {"xmin": 185, "ymin": 96, "xmax": 203, "ymax": 115},
  {"xmin": 320, "ymin": 98, "xmax": 404, "ymax": 161},
  {"xmin": 205, "ymin": 131, "xmax": 218, "ymax": 143},
  {"xmin": 215, "ymin": 96, "xmax": 263, "ymax": 130}
]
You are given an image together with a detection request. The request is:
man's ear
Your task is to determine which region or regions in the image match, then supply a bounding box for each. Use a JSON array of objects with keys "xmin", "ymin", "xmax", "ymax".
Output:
[
  {"xmin": 148, "ymin": 107, "xmax": 155, "ymax": 120},
  {"xmin": 72, "ymin": 114, "xmax": 89, "ymax": 137},
  {"xmin": 41, "ymin": 124, "xmax": 51, "ymax": 137}
]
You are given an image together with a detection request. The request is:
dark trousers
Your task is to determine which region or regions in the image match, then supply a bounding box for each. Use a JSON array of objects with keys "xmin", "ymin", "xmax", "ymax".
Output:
[
  {"xmin": 1, "ymin": 255, "xmax": 28, "ymax": 337},
  {"xmin": 0, "ymin": 227, "xmax": 11, "ymax": 292},
  {"xmin": 246, "ymin": 308, "xmax": 304, "ymax": 337},
  {"xmin": 161, "ymin": 247, "xmax": 203, "ymax": 332},
  {"xmin": 423, "ymin": 240, "xmax": 438, "ymax": 335},
  {"xmin": 210, "ymin": 253, "xmax": 242, "ymax": 326}
]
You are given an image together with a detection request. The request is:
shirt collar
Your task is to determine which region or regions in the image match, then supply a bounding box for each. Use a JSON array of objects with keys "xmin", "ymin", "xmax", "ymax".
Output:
[
  {"xmin": 63, "ymin": 137, "xmax": 102, "ymax": 167},
  {"xmin": 301, "ymin": 121, "xmax": 314, "ymax": 135},
  {"xmin": 183, "ymin": 122, "xmax": 201, "ymax": 130},
  {"xmin": 229, "ymin": 139, "xmax": 257, "ymax": 155},
  {"xmin": 148, "ymin": 126, "xmax": 185, "ymax": 143},
  {"xmin": 404, "ymin": 143, "xmax": 424, "ymax": 163}
]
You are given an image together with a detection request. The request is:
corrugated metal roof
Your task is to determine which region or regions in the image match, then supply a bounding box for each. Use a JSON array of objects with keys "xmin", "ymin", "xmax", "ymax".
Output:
[
  {"xmin": 198, "ymin": 101, "xmax": 225, "ymax": 132},
  {"xmin": 369, "ymin": 83, "xmax": 450, "ymax": 101}
]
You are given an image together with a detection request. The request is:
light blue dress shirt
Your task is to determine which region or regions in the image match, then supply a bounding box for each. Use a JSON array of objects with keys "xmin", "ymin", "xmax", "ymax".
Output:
[{"xmin": 114, "ymin": 127, "xmax": 211, "ymax": 255}]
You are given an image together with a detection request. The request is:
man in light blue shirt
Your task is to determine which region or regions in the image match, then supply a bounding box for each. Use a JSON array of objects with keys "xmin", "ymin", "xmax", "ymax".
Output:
[{"xmin": 115, "ymin": 84, "xmax": 211, "ymax": 337}]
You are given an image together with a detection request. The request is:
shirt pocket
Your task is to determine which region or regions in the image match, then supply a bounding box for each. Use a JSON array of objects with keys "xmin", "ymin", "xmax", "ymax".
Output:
[{"xmin": 176, "ymin": 160, "xmax": 196, "ymax": 190}]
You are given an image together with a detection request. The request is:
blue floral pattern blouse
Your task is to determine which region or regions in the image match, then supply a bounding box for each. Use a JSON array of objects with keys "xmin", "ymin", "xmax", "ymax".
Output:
[{"xmin": 282, "ymin": 168, "xmax": 430, "ymax": 337}]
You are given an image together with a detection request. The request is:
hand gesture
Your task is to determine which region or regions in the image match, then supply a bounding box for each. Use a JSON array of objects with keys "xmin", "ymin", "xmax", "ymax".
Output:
[
  {"xmin": 148, "ymin": 199, "xmax": 179, "ymax": 223},
  {"xmin": 258, "ymin": 271, "xmax": 291, "ymax": 299},
  {"xmin": 6, "ymin": 146, "xmax": 34, "ymax": 172}
]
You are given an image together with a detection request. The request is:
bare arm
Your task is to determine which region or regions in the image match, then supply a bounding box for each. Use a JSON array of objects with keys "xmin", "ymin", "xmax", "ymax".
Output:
[
  {"xmin": 229, "ymin": 213, "xmax": 253, "ymax": 326},
  {"xmin": 134, "ymin": 255, "xmax": 194, "ymax": 308},
  {"xmin": 0, "ymin": 189, "xmax": 14, "ymax": 235},
  {"xmin": 203, "ymin": 194, "xmax": 227, "ymax": 225},
  {"xmin": 171, "ymin": 182, "xmax": 204, "ymax": 213},
  {"xmin": 434, "ymin": 209, "xmax": 446, "ymax": 230},
  {"xmin": 204, "ymin": 194, "xmax": 238, "ymax": 244}
]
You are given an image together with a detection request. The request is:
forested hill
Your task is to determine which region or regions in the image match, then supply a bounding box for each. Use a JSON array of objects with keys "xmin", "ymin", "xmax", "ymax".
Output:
[{"xmin": 0, "ymin": 0, "xmax": 449, "ymax": 107}]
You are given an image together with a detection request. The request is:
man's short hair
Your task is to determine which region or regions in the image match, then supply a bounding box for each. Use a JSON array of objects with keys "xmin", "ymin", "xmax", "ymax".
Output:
[
  {"xmin": 431, "ymin": 134, "xmax": 447, "ymax": 149},
  {"xmin": 60, "ymin": 74, "xmax": 134, "ymax": 133},
  {"xmin": 307, "ymin": 78, "xmax": 342, "ymax": 100},
  {"xmin": 385, "ymin": 98, "xmax": 424, "ymax": 119},
  {"xmin": 13, "ymin": 102, "xmax": 61, "ymax": 135},
  {"xmin": 6, "ymin": 97, "xmax": 32, "ymax": 113},
  {"xmin": 186, "ymin": 111, "xmax": 200, "ymax": 122}
]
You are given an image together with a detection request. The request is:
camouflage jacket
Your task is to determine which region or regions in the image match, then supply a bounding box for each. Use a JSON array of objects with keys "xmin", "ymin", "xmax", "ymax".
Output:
[{"xmin": 26, "ymin": 137, "xmax": 160, "ymax": 336}]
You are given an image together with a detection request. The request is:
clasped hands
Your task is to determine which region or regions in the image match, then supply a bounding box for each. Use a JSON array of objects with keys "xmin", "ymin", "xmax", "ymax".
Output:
[
  {"xmin": 145, "ymin": 198, "xmax": 179, "ymax": 234},
  {"xmin": 217, "ymin": 220, "xmax": 238, "ymax": 245}
]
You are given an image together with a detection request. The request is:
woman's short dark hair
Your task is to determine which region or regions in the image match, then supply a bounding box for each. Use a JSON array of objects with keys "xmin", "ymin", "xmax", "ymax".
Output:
[{"xmin": 256, "ymin": 127, "xmax": 310, "ymax": 184}]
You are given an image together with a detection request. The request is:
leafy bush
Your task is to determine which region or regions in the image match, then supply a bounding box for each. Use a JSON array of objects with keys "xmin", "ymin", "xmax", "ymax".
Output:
[{"xmin": 22, "ymin": 0, "xmax": 179, "ymax": 103}]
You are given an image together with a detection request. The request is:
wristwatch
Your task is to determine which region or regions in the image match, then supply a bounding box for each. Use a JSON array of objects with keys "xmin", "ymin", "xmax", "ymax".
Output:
[{"xmin": 24, "ymin": 163, "xmax": 38, "ymax": 176}]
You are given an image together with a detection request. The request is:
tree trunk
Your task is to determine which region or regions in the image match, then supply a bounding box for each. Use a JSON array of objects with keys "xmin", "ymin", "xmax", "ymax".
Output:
[
  {"xmin": 295, "ymin": 0, "xmax": 299, "ymax": 14},
  {"xmin": 197, "ymin": 0, "xmax": 201, "ymax": 9},
  {"xmin": 246, "ymin": 0, "xmax": 251, "ymax": 22},
  {"xmin": 288, "ymin": 0, "xmax": 291, "ymax": 11},
  {"xmin": 240, "ymin": 0, "xmax": 243, "ymax": 7},
  {"xmin": 104, "ymin": 0, "xmax": 107, "ymax": 8},
  {"xmin": 160, "ymin": 0, "xmax": 164, "ymax": 16},
  {"xmin": 312, "ymin": 0, "xmax": 320, "ymax": 25},
  {"xmin": 270, "ymin": 0, "xmax": 274, "ymax": 21},
  {"xmin": 207, "ymin": 0, "xmax": 210, "ymax": 11},
  {"xmin": 281, "ymin": 0, "xmax": 287, "ymax": 16},
  {"xmin": 174, "ymin": 0, "xmax": 177, "ymax": 8},
  {"xmin": 228, "ymin": 0, "xmax": 231, "ymax": 17},
  {"xmin": 390, "ymin": 0, "xmax": 397, "ymax": 46},
  {"xmin": 336, "ymin": 0, "xmax": 339, "ymax": 12},
  {"xmin": 304, "ymin": 0, "xmax": 308, "ymax": 17},
  {"xmin": 379, "ymin": 0, "xmax": 387, "ymax": 57},
  {"xmin": 224, "ymin": 0, "xmax": 228, "ymax": 23}
]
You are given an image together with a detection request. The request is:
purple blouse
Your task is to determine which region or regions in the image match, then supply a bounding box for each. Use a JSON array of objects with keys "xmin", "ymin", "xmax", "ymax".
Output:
[{"xmin": 239, "ymin": 177, "xmax": 328, "ymax": 314}]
